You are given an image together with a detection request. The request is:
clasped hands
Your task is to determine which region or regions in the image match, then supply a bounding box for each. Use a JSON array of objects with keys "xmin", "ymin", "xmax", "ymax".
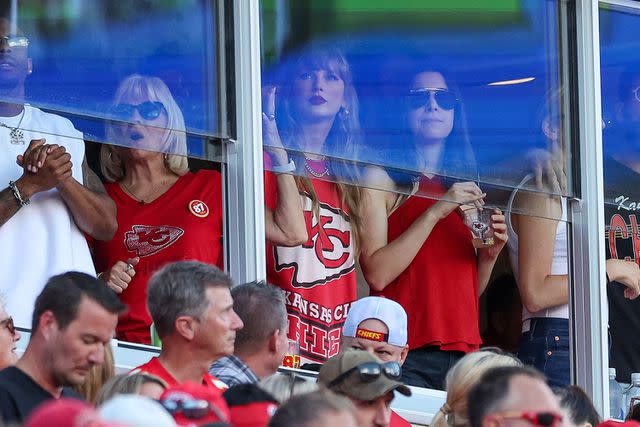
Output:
[{"xmin": 15, "ymin": 138, "xmax": 73, "ymax": 197}]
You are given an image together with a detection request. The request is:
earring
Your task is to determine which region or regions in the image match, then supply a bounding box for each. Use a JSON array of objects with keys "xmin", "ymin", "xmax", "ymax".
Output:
[{"xmin": 341, "ymin": 107, "xmax": 350, "ymax": 117}]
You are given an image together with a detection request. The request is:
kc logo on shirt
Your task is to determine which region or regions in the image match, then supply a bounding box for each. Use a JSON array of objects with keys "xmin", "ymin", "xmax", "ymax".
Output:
[
  {"xmin": 274, "ymin": 197, "xmax": 354, "ymax": 289},
  {"xmin": 124, "ymin": 225, "xmax": 184, "ymax": 257}
]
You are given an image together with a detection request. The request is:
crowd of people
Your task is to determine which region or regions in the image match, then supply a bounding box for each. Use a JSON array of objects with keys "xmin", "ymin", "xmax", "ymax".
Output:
[{"xmin": 2, "ymin": 9, "xmax": 640, "ymax": 427}]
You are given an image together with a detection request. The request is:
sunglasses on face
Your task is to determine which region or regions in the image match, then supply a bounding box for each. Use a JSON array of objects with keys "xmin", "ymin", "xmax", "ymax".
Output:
[
  {"xmin": 328, "ymin": 361, "xmax": 402, "ymax": 388},
  {"xmin": 160, "ymin": 396, "xmax": 224, "ymax": 420},
  {"xmin": 0, "ymin": 35, "xmax": 29, "ymax": 48},
  {"xmin": 0, "ymin": 316, "xmax": 15, "ymax": 336},
  {"xmin": 488, "ymin": 411, "xmax": 563, "ymax": 427},
  {"xmin": 110, "ymin": 101, "xmax": 166, "ymax": 121},
  {"xmin": 407, "ymin": 88, "xmax": 458, "ymax": 111}
]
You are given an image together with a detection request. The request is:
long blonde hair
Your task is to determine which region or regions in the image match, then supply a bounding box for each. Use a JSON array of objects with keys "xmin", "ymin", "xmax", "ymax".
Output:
[
  {"xmin": 431, "ymin": 349, "xmax": 522, "ymax": 427},
  {"xmin": 275, "ymin": 47, "xmax": 365, "ymax": 253},
  {"xmin": 101, "ymin": 74, "xmax": 189, "ymax": 182},
  {"xmin": 73, "ymin": 343, "xmax": 115, "ymax": 404}
]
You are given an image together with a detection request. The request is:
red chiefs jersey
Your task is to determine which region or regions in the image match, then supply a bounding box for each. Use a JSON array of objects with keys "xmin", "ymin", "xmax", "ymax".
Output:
[
  {"xmin": 93, "ymin": 170, "xmax": 223, "ymax": 344},
  {"xmin": 264, "ymin": 171, "xmax": 357, "ymax": 364},
  {"xmin": 373, "ymin": 175, "xmax": 481, "ymax": 353},
  {"xmin": 391, "ymin": 411, "xmax": 412, "ymax": 427}
]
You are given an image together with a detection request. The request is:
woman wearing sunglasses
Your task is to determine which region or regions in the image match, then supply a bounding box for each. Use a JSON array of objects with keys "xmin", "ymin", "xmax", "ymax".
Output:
[
  {"xmin": 92, "ymin": 74, "xmax": 223, "ymax": 345},
  {"xmin": 0, "ymin": 294, "xmax": 21, "ymax": 370},
  {"xmin": 262, "ymin": 47, "xmax": 364, "ymax": 364},
  {"xmin": 359, "ymin": 67, "xmax": 507, "ymax": 390}
]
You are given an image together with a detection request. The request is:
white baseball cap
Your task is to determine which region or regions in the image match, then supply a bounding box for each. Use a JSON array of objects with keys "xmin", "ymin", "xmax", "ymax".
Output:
[{"xmin": 342, "ymin": 296, "xmax": 408, "ymax": 347}]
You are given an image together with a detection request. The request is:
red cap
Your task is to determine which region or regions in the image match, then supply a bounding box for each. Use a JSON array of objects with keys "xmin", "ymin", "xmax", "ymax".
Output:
[
  {"xmin": 229, "ymin": 401, "xmax": 278, "ymax": 427},
  {"xmin": 25, "ymin": 398, "xmax": 122, "ymax": 427},
  {"xmin": 597, "ymin": 421, "xmax": 640, "ymax": 427},
  {"xmin": 160, "ymin": 381, "xmax": 231, "ymax": 427}
]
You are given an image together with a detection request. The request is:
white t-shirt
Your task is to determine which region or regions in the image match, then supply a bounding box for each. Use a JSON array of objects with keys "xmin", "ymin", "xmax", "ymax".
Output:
[{"xmin": 0, "ymin": 105, "xmax": 96, "ymax": 328}]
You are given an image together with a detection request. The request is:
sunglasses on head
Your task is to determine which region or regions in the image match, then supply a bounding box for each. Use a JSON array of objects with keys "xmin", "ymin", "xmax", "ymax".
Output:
[
  {"xmin": 0, "ymin": 316, "xmax": 15, "ymax": 336},
  {"xmin": 407, "ymin": 88, "xmax": 458, "ymax": 111},
  {"xmin": 488, "ymin": 411, "xmax": 563, "ymax": 427},
  {"xmin": 328, "ymin": 361, "xmax": 401, "ymax": 388},
  {"xmin": 0, "ymin": 35, "xmax": 29, "ymax": 48},
  {"xmin": 160, "ymin": 396, "xmax": 224, "ymax": 421},
  {"xmin": 110, "ymin": 101, "xmax": 166, "ymax": 121}
]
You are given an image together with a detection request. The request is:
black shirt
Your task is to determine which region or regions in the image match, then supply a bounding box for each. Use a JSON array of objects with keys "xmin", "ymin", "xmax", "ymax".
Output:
[
  {"xmin": 0, "ymin": 366, "xmax": 82, "ymax": 424},
  {"xmin": 604, "ymin": 155, "xmax": 640, "ymax": 383}
]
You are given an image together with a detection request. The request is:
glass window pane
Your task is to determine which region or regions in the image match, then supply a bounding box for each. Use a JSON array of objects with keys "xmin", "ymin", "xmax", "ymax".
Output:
[{"xmin": 600, "ymin": 3, "xmax": 640, "ymax": 418}]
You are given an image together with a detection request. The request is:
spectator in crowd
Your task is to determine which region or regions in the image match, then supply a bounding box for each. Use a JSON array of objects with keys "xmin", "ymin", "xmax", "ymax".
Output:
[
  {"xmin": 359, "ymin": 64, "xmax": 507, "ymax": 390},
  {"xmin": 0, "ymin": 272, "xmax": 125, "ymax": 424},
  {"xmin": 603, "ymin": 63, "xmax": 640, "ymax": 383},
  {"xmin": 260, "ymin": 372, "xmax": 319, "ymax": 404},
  {"xmin": 431, "ymin": 348, "xmax": 522, "ymax": 427},
  {"xmin": 223, "ymin": 383, "xmax": 280, "ymax": 427},
  {"xmin": 553, "ymin": 385, "xmax": 600, "ymax": 427},
  {"xmin": 210, "ymin": 282, "xmax": 288, "ymax": 386},
  {"xmin": 96, "ymin": 372, "xmax": 168, "ymax": 405},
  {"xmin": 318, "ymin": 349, "xmax": 412, "ymax": 427},
  {"xmin": 131, "ymin": 261, "xmax": 243, "ymax": 394},
  {"xmin": 100, "ymin": 394, "xmax": 177, "ymax": 427},
  {"xmin": 341, "ymin": 296, "xmax": 409, "ymax": 364},
  {"xmin": 93, "ymin": 74, "xmax": 224, "ymax": 345},
  {"xmin": 341, "ymin": 296, "xmax": 412, "ymax": 426},
  {"xmin": 0, "ymin": 17, "xmax": 116, "ymax": 329},
  {"xmin": 263, "ymin": 46, "xmax": 365, "ymax": 364},
  {"xmin": 72, "ymin": 341, "xmax": 115, "ymax": 404},
  {"xmin": 467, "ymin": 365, "xmax": 563, "ymax": 427},
  {"xmin": 268, "ymin": 389, "xmax": 358, "ymax": 427},
  {"xmin": 0, "ymin": 294, "xmax": 20, "ymax": 370},
  {"xmin": 159, "ymin": 382, "xmax": 230, "ymax": 426},
  {"xmin": 24, "ymin": 398, "xmax": 106, "ymax": 427}
]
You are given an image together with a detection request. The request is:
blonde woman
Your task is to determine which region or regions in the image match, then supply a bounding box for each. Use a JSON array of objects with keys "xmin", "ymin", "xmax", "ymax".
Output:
[
  {"xmin": 92, "ymin": 74, "xmax": 223, "ymax": 344},
  {"xmin": 95, "ymin": 373, "xmax": 168, "ymax": 405},
  {"xmin": 431, "ymin": 349, "xmax": 522, "ymax": 427}
]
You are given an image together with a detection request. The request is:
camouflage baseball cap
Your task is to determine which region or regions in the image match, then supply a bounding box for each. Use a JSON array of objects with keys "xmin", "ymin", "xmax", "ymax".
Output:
[{"xmin": 318, "ymin": 350, "xmax": 411, "ymax": 401}]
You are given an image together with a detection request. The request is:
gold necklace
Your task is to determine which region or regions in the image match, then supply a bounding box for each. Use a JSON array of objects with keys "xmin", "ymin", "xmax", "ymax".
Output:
[{"xmin": 120, "ymin": 180, "xmax": 172, "ymax": 205}]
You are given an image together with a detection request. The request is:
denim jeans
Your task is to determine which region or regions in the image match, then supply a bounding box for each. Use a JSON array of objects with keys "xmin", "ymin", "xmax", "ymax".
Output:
[
  {"xmin": 517, "ymin": 318, "xmax": 570, "ymax": 388},
  {"xmin": 401, "ymin": 346, "xmax": 464, "ymax": 390}
]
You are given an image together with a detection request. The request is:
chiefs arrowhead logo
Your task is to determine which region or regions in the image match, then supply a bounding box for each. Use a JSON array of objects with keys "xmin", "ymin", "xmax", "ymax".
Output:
[
  {"xmin": 124, "ymin": 225, "xmax": 184, "ymax": 257},
  {"xmin": 274, "ymin": 196, "xmax": 354, "ymax": 289}
]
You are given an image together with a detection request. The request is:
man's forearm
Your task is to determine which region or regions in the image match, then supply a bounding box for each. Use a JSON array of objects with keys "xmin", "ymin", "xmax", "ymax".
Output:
[
  {"xmin": 0, "ymin": 185, "xmax": 22, "ymax": 227},
  {"xmin": 57, "ymin": 178, "xmax": 117, "ymax": 240}
]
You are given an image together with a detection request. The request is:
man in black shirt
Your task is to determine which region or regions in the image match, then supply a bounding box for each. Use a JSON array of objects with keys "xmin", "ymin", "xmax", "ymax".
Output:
[
  {"xmin": 0, "ymin": 272, "xmax": 124, "ymax": 424},
  {"xmin": 604, "ymin": 64, "xmax": 640, "ymax": 383}
]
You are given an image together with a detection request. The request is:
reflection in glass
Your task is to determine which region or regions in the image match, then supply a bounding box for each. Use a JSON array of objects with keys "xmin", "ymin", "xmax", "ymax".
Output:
[{"xmin": 92, "ymin": 74, "xmax": 224, "ymax": 345}]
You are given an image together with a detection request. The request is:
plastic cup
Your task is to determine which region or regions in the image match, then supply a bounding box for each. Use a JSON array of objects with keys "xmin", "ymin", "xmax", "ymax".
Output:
[{"xmin": 464, "ymin": 208, "xmax": 495, "ymax": 248}]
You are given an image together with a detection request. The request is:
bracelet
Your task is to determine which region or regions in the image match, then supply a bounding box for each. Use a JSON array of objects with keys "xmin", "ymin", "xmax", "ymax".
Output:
[
  {"xmin": 271, "ymin": 159, "xmax": 296, "ymax": 174},
  {"xmin": 8, "ymin": 180, "xmax": 29, "ymax": 208}
]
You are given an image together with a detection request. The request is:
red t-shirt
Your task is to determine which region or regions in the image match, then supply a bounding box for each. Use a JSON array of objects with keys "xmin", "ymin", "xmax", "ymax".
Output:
[
  {"xmin": 264, "ymin": 170, "xmax": 357, "ymax": 363},
  {"xmin": 93, "ymin": 170, "xmax": 223, "ymax": 344},
  {"xmin": 391, "ymin": 411, "xmax": 412, "ymax": 427},
  {"xmin": 374, "ymin": 176, "xmax": 481, "ymax": 353}
]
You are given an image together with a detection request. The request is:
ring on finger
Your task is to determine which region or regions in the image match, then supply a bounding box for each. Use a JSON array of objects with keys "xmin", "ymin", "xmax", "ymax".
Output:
[
  {"xmin": 126, "ymin": 263, "xmax": 134, "ymax": 272},
  {"xmin": 265, "ymin": 113, "xmax": 276, "ymax": 121}
]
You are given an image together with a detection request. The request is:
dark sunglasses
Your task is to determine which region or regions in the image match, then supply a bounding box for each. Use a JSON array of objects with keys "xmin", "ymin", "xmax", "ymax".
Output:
[
  {"xmin": 0, "ymin": 35, "xmax": 29, "ymax": 48},
  {"xmin": 407, "ymin": 88, "xmax": 458, "ymax": 111},
  {"xmin": 328, "ymin": 361, "xmax": 401, "ymax": 388},
  {"xmin": 489, "ymin": 411, "xmax": 563, "ymax": 427},
  {"xmin": 110, "ymin": 101, "xmax": 166, "ymax": 121},
  {"xmin": 0, "ymin": 316, "xmax": 15, "ymax": 336},
  {"xmin": 160, "ymin": 396, "xmax": 224, "ymax": 420}
]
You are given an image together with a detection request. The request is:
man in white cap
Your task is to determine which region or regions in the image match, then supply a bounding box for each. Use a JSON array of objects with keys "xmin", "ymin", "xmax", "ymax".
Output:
[
  {"xmin": 340, "ymin": 296, "xmax": 411, "ymax": 426},
  {"xmin": 341, "ymin": 296, "xmax": 409, "ymax": 365}
]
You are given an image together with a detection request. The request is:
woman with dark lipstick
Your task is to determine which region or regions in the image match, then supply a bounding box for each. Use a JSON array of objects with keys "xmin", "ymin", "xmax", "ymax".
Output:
[
  {"xmin": 358, "ymin": 66, "xmax": 507, "ymax": 390},
  {"xmin": 262, "ymin": 47, "xmax": 364, "ymax": 364},
  {"xmin": 92, "ymin": 74, "xmax": 223, "ymax": 344}
]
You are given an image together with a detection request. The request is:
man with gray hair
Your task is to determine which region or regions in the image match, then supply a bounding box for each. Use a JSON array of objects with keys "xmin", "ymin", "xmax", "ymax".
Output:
[
  {"xmin": 131, "ymin": 261, "xmax": 244, "ymax": 393},
  {"xmin": 210, "ymin": 281, "xmax": 289, "ymax": 386}
]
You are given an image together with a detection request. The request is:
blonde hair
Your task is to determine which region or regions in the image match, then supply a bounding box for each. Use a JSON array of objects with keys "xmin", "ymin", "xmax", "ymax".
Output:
[
  {"xmin": 73, "ymin": 343, "xmax": 115, "ymax": 404},
  {"xmin": 431, "ymin": 349, "xmax": 522, "ymax": 427},
  {"xmin": 95, "ymin": 372, "xmax": 168, "ymax": 406},
  {"xmin": 101, "ymin": 74, "xmax": 189, "ymax": 182}
]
